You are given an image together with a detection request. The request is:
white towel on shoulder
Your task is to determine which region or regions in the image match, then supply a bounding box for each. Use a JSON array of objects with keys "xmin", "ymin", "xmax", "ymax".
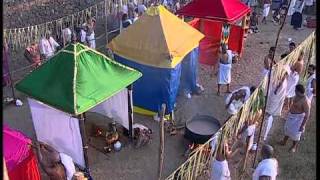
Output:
[
  {"xmin": 253, "ymin": 158, "xmax": 278, "ymax": 180},
  {"xmin": 286, "ymin": 70, "xmax": 299, "ymax": 98},
  {"xmin": 284, "ymin": 112, "xmax": 305, "ymax": 141},
  {"xmin": 59, "ymin": 152, "xmax": 76, "ymax": 180}
]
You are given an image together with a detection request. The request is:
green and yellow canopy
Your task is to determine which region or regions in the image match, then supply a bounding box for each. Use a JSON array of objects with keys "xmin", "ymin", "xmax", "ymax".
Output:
[{"xmin": 16, "ymin": 43, "xmax": 142, "ymax": 115}]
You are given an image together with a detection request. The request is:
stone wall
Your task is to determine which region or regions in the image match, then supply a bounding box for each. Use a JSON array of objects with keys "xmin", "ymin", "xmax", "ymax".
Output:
[{"xmin": 3, "ymin": 0, "xmax": 103, "ymax": 28}]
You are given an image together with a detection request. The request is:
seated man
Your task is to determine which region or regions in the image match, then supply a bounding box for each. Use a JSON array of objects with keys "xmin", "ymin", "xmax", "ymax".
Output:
[
  {"xmin": 225, "ymin": 86, "xmax": 256, "ymax": 115},
  {"xmin": 39, "ymin": 32, "xmax": 60, "ymax": 59},
  {"xmin": 36, "ymin": 142, "xmax": 76, "ymax": 180},
  {"xmin": 252, "ymin": 144, "xmax": 278, "ymax": 180},
  {"xmin": 133, "ymin": 123, "xmax": 152, "ymax": 148}
]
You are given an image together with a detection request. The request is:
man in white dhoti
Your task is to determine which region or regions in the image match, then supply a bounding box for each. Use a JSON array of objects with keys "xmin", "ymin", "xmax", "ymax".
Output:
[
  {"xmin": 262, "ymin": 65, "xmax": 290, "ymax": 141},
  {"xmin": 285, "ymin": 50, "xmax": 304, "ymax": 110},
  {"xmin": 262, "ymin": 47, "xmax": 276, "ymax": 78},
  {"xmin": 252, "ymin": 144, "xmax": 278, "ymax": 180},
  {"xmin": 280, "ymin": 84, "xmax": 310, "ymax": 152},
  {"xmin": 225, "ymin": 86, "xmax": 256, "ymax": 115},
  {"xmin": 262, "ymin": 0, "xmax": 272, "ymax": 24},
  {"xmin": 211, "ymin": 140, "xmax": 237, "ymax": 180},
  {"xmin": 39, "ymin": 32, "xmax": 60, "ymax": 59},
  {"xmin": 85, "ymin": 17, "xmax": 96, "ymax": 49},
  {"xmin": 217, "ymin": 45, "xmax": 234, "ymax": 95},
  {"xmin": 306, "ymin": 64, "xmax": 316, "ymax": 104}
]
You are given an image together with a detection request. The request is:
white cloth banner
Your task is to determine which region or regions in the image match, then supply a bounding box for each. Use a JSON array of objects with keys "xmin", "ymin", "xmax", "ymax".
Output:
[
  {"xmin": 89, "ymin": 89, "xmax": 129, "ymax": 129},
  {"xmin": 28, "ymin": 98, "xmax": 85, "ymax": 168}
]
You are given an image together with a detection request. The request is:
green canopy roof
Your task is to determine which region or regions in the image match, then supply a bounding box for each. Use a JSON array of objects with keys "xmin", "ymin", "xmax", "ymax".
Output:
[{"xmin": 16, "ymin": 43, "xmax": 142, "ymax": 115}]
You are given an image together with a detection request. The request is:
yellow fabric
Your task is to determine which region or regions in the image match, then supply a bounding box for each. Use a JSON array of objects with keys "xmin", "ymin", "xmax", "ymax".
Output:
[
  {"xmin": 133, "ymin": 106, "xmax": 171, "ymax": 120},
  {"xmin": 108, "ymin": 5, "xmax": 204, "ymax": 68}
]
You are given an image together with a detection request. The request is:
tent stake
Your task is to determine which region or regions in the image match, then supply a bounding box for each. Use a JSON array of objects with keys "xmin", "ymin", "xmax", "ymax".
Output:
[
  {"xmin": 79, "ymin": 113, "xmax": 90, "ymax": 172},
  {"xmin": 158, "ymin": 104, "xmax": 166, "ymax": 180},
  {"xmin": 127, "ymin": 85, "xmax": 134, "ymax": 140}
]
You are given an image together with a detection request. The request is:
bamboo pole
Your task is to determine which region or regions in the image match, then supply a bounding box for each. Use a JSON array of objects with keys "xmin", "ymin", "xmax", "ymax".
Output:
[
  {"xmin": 105, "ymin": 0, "xmax": 109, "ymax": 45},
  {"xmin": 127, "ymin": 85, "xmax": 134, "ymax": 140},
  {"xmin": 158, "ymin": 104, "xmax": 166, "ymax": 180},
  {"xmin": 252, "ymin": 0, "xmax": 292, "ymax": 168}
]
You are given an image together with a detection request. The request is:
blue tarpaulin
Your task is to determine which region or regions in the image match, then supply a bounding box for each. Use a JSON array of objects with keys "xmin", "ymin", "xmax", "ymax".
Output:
[{"xmin": 114, "ymin": 47, "xmax": 199, "ymax": 115}]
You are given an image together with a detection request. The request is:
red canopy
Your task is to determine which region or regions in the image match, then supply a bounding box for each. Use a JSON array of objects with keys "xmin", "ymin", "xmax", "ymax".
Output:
[{"xmin": 177, "ymin": 0, "xmax": 251, "ymax": 23}]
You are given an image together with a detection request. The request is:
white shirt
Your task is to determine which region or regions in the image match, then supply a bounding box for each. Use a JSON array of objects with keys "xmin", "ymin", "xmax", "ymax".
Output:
[
  {"xmin": 137, "ymin": 4, "xmax": 147, "ymax": 14},
  {"xmin": 133, "ymin": 123, "xmax": 149, "ymax": 131},
  {"xmin": 225, "ymin": 86, "xmax": 251, "ymax": 114},
  {"xmin": 122, "ymin": 5, "xmax": 129, "ymax": 14},
  {"xmin": 306, "ymin": 73, "xmax": 316, "ymax": 100},
  {"xmin": 241, "ymin": 124, "xmax": 256, "ymax": 149},
  {"xmin": 253, "ymin": 158, "xmax": 278, "ymax": 180},
  {"xmin": 80, "ymin": 29, "xmax": 87, "ymax": 43},
  {"xmin": 39, "ymin": 37, "xmax": 60, "ymax": 58},
  {"xmin": 62, "ymin": 28, "xmax": 72, "ymax": 43}
]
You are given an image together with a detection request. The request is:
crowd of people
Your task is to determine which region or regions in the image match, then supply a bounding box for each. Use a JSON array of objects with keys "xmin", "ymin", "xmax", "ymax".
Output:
[{"xmin": 210, "ymin": 35, "xmax": 316, "ymax": 179}]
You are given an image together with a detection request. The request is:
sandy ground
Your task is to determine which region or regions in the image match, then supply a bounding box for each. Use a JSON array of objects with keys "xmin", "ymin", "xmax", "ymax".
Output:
[{"xmin": 3, "ymin": 13, "xmax": 316, "ymax": 180}]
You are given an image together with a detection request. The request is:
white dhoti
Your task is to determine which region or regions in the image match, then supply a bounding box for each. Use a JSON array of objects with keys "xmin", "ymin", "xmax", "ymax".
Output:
[
  {"xmin": 218, "ymin": 63, "xmax": 232, "ymax": 85},
  {"xmin": 286, "ymin": 71, "xmax": 299, "ymax": 98},
  {"xmin": 284, "ymin": 112, "xmax": 305, "ymax": 141},
  {"xmin": 263, "ymin": 115, "xmax": 273, "ymax": 141},
  {"xmin": 211, "ymin": 159, "xmax": 231, "ymax": 180},
  {"xmin": 306, "ymin": 74, "xmax": 316, "ymax": 104},
  {"xmin": 262, "ymin": 68, "xmax": 269, "ymax": 77},
  {"xmin": 86, "ymin": 33, "xmax": 96, "ymax": 49},
  {"xmin": 265, "ymin": 80, "xmax": 288, "ymax": 116},
  {"xmin": 263, "ymin": 4, "xmax": 271, "ymax": 17},
  {"xmin": 59, "ymin": 152, "xmax": 76, "ymax": 180}
]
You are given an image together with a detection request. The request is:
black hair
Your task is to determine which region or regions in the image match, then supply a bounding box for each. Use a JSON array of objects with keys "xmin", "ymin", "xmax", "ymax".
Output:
[
  {"xmin": 309, "ymin": 64, "xmax": 316, "ymax": 71},
  {"xmin": 250, "ymin": 86, "xmax": 256, "ymax": 94},
  {"xmin": 270, "ymin": 46, "xmax": 276, "ymax": 52},
  {"xmin": 134, "ymin": 8, "xmax": 138, "ymax": 13},
  {"xmin": 289, "ymin": 42, "xmax": 296, "ymax": 47},
  {"xmin": 122, "ymin": 13, "xmax": 128, "ymax": 21},
  {"xmin": 281, "ymin": 53, "xmax": 288, "ymax": 59},
  {"xmin": 295, "ymin": 84, "xmax": 305, "ymax": 94},
  {"xmin": 261, "ymin": 144, "xmax": 274, "ymax": 159}
]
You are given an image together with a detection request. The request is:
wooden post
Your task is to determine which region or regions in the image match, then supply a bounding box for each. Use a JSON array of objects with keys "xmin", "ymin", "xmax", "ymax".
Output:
[
  {"xmin": 79, "ymin": 113, "xmax": 90, "ymax": 171},
  {"xmin": 127, "ymin": 85, "xmax": 134, "ymax": 140},
  {"xmin": 105, "ymin": 0, "xmax": 109, "ymax": 45},
  {"xmin": 252, "ymin": 0, "xmax": 292, "ymax": 168},
  {"xmin": 158, "ymin": 104, "xmax": 166, "ymax": 180}
]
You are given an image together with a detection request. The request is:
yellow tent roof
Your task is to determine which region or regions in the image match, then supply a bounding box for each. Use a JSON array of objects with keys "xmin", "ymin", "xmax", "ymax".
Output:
[{"xmin": 108, "ymin": 5, "xmax": 204, "ymax": 68}]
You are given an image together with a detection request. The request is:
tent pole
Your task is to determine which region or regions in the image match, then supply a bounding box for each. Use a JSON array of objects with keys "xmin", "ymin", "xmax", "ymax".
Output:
[
  {"xmin": 158, "ymin": 104, "xmax": 166, "ymax": 180},
  {"xmin": 127, "ymin": 85, "xmax": 134, "ymax": 140},
  {"xmin": 79, "ymin": 113, "xmax": 90, "ymax": 172},
  {"xmin": 252, "ymin": 0, "xmax": 291, "ymax": 168}
]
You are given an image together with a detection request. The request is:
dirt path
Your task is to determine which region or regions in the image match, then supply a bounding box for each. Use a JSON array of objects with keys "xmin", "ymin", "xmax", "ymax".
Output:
[{"xmin": 3, "ymin": 13, "xmax": 316, "ymax": 180}]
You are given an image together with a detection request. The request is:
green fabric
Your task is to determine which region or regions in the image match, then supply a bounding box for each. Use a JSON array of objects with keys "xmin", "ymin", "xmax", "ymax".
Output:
[{"xmin": 16, "ymin": 43, "xmax": 142, "ymax": 115}]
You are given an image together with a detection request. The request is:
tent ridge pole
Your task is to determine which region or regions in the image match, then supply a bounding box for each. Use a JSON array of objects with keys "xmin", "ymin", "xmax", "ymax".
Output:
[{"xmin": 127, "ymin": 85, "xmax": 134, "ymax": 140}]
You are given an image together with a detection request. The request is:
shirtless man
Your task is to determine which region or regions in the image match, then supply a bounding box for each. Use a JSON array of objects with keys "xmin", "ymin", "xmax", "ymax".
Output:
[
  {"xmin": 262, "ymin": 47, "xmax": 276, "ymax": 77},
  {"xmin": 280, "ymin": 84, "xmax": 310, "ymax": 153},
  {"xmin": 36, "ymin": 142, "xmax": 66, "ymax": 180},
  {"xmin": 211, "ymin": 139, "xmax": 238, "ymax": 180},
  {"xmin": 285, "ymin": 50, "xmax": 304, "ymax": 110},
  {"xmin": 217, "ymin": 45, "xmax": 233, "ymax": 95}
]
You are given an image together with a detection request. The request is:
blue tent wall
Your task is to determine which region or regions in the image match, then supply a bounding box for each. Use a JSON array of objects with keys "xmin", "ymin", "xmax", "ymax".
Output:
[
  {"xmin": 179, "ymin": 47, "xmax": 199, "ymax": 96},
  {"xmin": 114, "ymin": 54, "xmax": 181, "ymax": 114}
]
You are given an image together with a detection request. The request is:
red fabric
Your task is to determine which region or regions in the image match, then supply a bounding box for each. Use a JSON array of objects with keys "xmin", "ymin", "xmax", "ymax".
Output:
[
  {"xmin": 228, "ymin": 25, "xmax": 245, "ymax": 56},
  {"xmin": 189, "ymin": 19, "xmax": 245, "ymax": 66},
  {"xmin": 8, "ymin": 151, "xmax": 41, "ymax": 180},
  {"xmin": 177, "ymin": 0, "xmax": 251, "ymax": 23}
]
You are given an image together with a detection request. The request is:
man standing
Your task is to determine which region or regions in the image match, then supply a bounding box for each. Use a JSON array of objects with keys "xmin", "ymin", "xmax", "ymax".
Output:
[
  {"xmin": 285, "ymin": 51, "xmax": 304, "ymax": 109},
  {"xmin": 306, "ymin": 64, "xmax": 316, "ymax": 104},
  {"xmin": 262, "ymin": 0, "xmax": 272, "ymax": 24},
  {"xmin": 25, "ymin": 42, "xmax": 41, "ymax": 69},
  {"xmin": 39, "ymin": 32, "xmax": 60, "ymax": 59},
  {"xmin": 280, "ymin": 84, "xmax": 310, "ymax": 152},
  {"xmin": 252, "ymin": 144, "xmax": 278, "ymax": 180},
  {"xmin": 217, "ymin": 44, "xmax": 233, "ymax": 95},
  {"xmin": 263, "ymin": 65, "xmax": 290, "ymax": 141},
  {"xmin": 262, "ymin": 47, "xmax": 276, "ymax": 78}
]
